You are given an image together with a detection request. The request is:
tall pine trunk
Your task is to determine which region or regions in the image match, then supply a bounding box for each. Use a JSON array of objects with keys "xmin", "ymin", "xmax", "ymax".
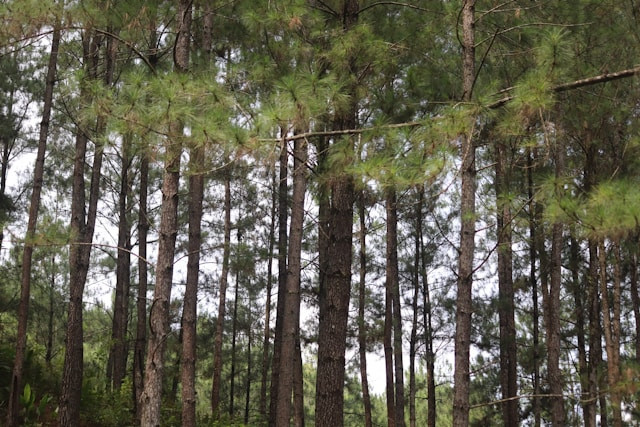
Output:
[
  {"xmin": 357, "ymin": 193, "xmax": 373, "ymax": 427},
  {"xmin": 211, "ymin": 172, "xmax": 232, "ymax": 415},
  {"xmin": 452, "ymin": 1, "xmax": 476, "ymax": 425},
  {"xmin": 275, "ymin": 135, "xmax": 307, "ymax": 425},
  {"xmin": 7, "ymin": 24, "xmax": 61, "ymax": 427},
  {"xmin": 60, "ymin": 30, "xmax": 112, "ymax": 426},
  {"xmin": 180, "ymin": 143, "xmax": 205, "ymax": 426},
  {"xmin": 139, "ymin": 2, "xmax": 191, "ymax": 423}
]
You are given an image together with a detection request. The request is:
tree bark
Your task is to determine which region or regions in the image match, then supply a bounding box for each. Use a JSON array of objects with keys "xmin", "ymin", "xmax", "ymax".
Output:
[
  {"xmin": 139, "ymin": 2, "xmax": 191, "ymax": 424},
  {"xmin": 452, "ymin": 1, "xmax": 476, "ymax": 425},
  {"xmin": 269, "ymin": 134, "xmax": 288, "ymax": 426},
  {"xmin": 180, "ymin": 143, "xmax": 205, "ymax": 426},
  {"xmin": 275, "ymin": 135, "xmax": 307, "ymax": 426},
  {"xmin": 133, "ymin": 152, "xmax": 149, "ymax": 423},
  {"xmin": 108, "ymin": 133, "xmax": 133, "ymax": 391},
  {"xmin": 60, "ymin": 29, "xmax": 112, "ymax": 426},
  {"xmin": 314, "ymin": 2, "xmax": 359, "ymax": 425},
  {"xmin": 495, "ymin": 140, "xmax": 517, "ymax": 425},
  {"xmin": 230, "ymin": 259, "xmax": 240, "ymax": 416},
  {"xmin": 386, "ymin": 189, "xmax": 405, "ymax": 427},
  {"xmin": 357, "ymin": 193, "xmax": 373, "ymax": 427},
  {"xmin": 7, "ymin": 24, "xmax": 61, "ymax": 427},
  {"xmin": 409, "ymin": 198, "xmax": 419, "ymax": 427},
  {"xmin": 211, "ymin": 172, "xmax": 232, "ymax": 416}
]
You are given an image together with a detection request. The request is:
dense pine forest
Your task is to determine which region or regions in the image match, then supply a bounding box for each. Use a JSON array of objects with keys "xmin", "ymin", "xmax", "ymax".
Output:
[{"xmin": 2, "ymin": 0, "xmax": 640, "ymax": 426}]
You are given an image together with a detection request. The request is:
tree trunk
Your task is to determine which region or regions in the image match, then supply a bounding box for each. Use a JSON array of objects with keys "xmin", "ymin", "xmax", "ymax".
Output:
[
  {"xmin": 409, "ymin": 200, "xmax": 419, "ymax": 427},
  {"xmin": 452, "ymin": 1, "xmax": 476, "ymax": 425},
  {"xmin": 245, "ymin": 305, "xmax": 253, "ymax": 425},
  {"xmin": 7, "ymin": 24, "xmax": 61, "ymax": 427},
  {"xmin": 544, "ymin": 134, "xmax": 566, "ymax": 427},
  {"xmin": 588, "ymin": 240, "xmax": 607, "ymax": 425},
  {"xmin": 384, "ymin": 247, "xmax": 396, "ymax": 427},
  {"xmin": 133, "ymin": 152, "xmax": 149, "ymax": 423},
  {"xmin": 211, "ymin": 172, "xmax": 232, "ymax": 416},
  {"xmin": 495, "ymin": 140, "xmax": 517, "ymax": 425},
  {"xmin": 260, "ymin": 165, "xmax": 277, "ymax": 418},
  {"xmin": 630, "ymin": 236, "xmax": 640, "ymax": 362},
  {"xmin": 293, "ymin": 336, "xmax": 305, "ymax": 427},
  {"xmin": 570, "ymin": 233, "xmax": 592, "ymax": 426},
  {"xmin": 275, "ymin": 135, "xmax": 307, "ymax": 426},
  {"xmin": 417, "ymin": 186, "xmax": 436, "ymax": 427},
  {"xmin": 598, "ymin": 240, "xmax": 622, "ymax": 427},
  {"xmin": 230, "ymin": 261, "xmax": 240, "ymax": 416},
  {"xmin": 180, "ymin": 142, "xmax": 205, "ymax": 426},
  {"xmin": 387, "ymin": 189, "xmax": 405, "ymax": 427},
  {"xmin": 60, "ymin": 29, "xmax": 112, "ymax": 426},
  {"xmin": 269, "ymin": 134, "xmax": 288, "ymax": 426},
  {"xmin": 139, "ymin": 3, "xmax": 191, "ymax": 424},
  {"xmin": 109, "ymin": 133, "xmax": 133, "ymax": 391},
  {"xmin": 315, "ymin": 2, "xmax": 359, "ymax": 424},
  {"xmin": 357, "ymin": 193, "xmax": 373, "ymax": 427}
]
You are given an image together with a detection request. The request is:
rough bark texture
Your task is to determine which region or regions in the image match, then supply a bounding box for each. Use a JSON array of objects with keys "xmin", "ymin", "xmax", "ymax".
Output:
[
  {"xmin": 133, "ymin": 153, "xmax": 149, "ymax": 423},
  {"xmin": 139, "ymin": 3, "xmax": 191, "ymax": 424},
  {"xmin": 314, "ymin": 2, "xmax": 359, "ymax": 424},
  {"xmin": 387, "ymin": 189, "xmax": 405, "ymax": 427},
  {"xmin": 275, "ymin": 136, "xmax": 307, "ymax": 425},
  {"xmin": 357, "ymin": 194, "xmax": 373, "ymax": 427},
  {"xmin": 452, "ymin": 1, "xmax": 476, "ymax": 425},
  {"xmin": 211, "ymin": 173, "xmax": 231, "ymax": 416},
  {"xmin": 544, "ymin": 134, "xmax": 566, "ymax": 427},
  {"xmin": 60, "ymin": 30, "xmax": 111, "ymax": 426},
  {"xmin": 108, "ymin": 134, "xmax": 132, "ymax": 391},
  {"xmin": 180, "ymin": 144, "xmax": 205, "ymax": 427},
  {"xmin": 269, "ymin": 136, "xmax": 288, "ymax": 426},
  {"xmin": 7, "ymin": 25, "xmax": 61, "ymax": 427},
  {"xmin": 260, "ymin": 166, "xmax": 277, "ymax": 417},
  {"xmin": 495, "ymin": 140, "xmax": 517, "ymax": 426}
]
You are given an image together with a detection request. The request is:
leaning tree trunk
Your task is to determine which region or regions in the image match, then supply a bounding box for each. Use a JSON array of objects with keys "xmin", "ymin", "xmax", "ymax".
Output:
[
  {"xmin": 7, "ymin": 24, "xmax": 61, "ymax": 427},
  {"xmin": 452, "ymin": 1, "xmax": 476, "ymax": 425},
  {"xmin": 60, "ymin": 29, "xmax": 113, "ymax": 426},
  {"xmin": 139, "ymin": 2, "xmax": 191, "ymax": 424}
]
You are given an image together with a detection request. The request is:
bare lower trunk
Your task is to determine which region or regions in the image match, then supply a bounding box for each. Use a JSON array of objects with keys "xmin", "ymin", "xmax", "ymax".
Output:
[
  {"xmin": 180, "ymin": 144, "xmax": 205, "ymax": 427},
  {"xmin": 212, "ymin": 174, "xmax": 231, "ymax": 416},
  {"xmin": 230, "ymin": 266, "xmax": 240, "ymax": 416},
  {"xmin": 452, "ymin": 2, "xmax": 476, "ymax": 425},
  {"xmin": 269, "ymin": 135, "xmax": 288, "ymax": 425},
  {"xmin": 139, "ymin": 4, "xmax": 191, "ymax": 424},
  {"xmin": 357, "ymin": 194, "xmax": 373, "ymax": 427},
  {"xmin": 275, "ymin": 136, "xmax": 307, "ymax": 425},
  {"xmin": 7, "ymin": 25, "xmax": 61, "ymax": 427}
]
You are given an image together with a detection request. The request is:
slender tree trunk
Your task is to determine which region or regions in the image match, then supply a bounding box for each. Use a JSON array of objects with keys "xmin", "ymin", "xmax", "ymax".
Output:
[
  {"xmin": 570, "ymin": 233, "xmax": 592, "ymax": 426},
  {"xmin": 212, "ymin": 172, "xmax": 232, "ymax": 416},
  {"xmin": 139, "ymin": 3, "xmax": 191, "ymax": 424},
  {"xmin": 357, "ymin": 194, "xmax": 373, "ymax": 427},
  {"xmin": 409, "ymin": 204, "xmax": 419, "ymax": 427},
  {"xmin": 452, "ymin": 1, "xmax": 476, "ymax": 425},
  {"xmin": 245, "ymin": 306, "xmax": 253, "ymax": 425},
  {"xmin": 180, "ymin": 143, "xmax": 205, "ymax": 426},
  {"xmin": 275, "ymin": 135, "xmax": 307, "ymax": 426},
  {"xmin": 269, "ymin": 134, "xmax": 288, "ymax": 425},
  {"xmin": 260, "ymin": 165, "xmax": 277, "ymax": 418},
  {"xmin": 384, "ymin": 250, "xmax": 396, "ymax": 427},
  {"xmin": 293, "ymin": 336, "xmax": 305, "ymax": 427},
  {"xmin": 544, "ymin": 133, "xmax": 566, "ymax": 427},
  {"xmin": 387, "ymin": 189, "xmax": 405, "ymax": 427},
  {"xmin": 46, "ymin": 252, "xmax": 56, "ymax": 366},
  {"xmin": 109, "ymin": 133, "xmax": 133, "ymax": 391},
  {"xmin": 60, "ymin": 30, "xmax": 112, "ymax": 426},
  {"xmin": 527, "ymin": 148, "xmax": 542, "ymax": 427},
  {"xmin": 598, "ymin": 240, "xmax": 622, "ymax": 427},
  {"xmin": 588, "ymin": 240, "xmax": 607, "ymax": 425},
  {"xmin": 7, "ymin": 25, "xmax": 61, "ymax": 427},
  {"xmin": 417, "ymin": 187, "xmax": 436, "ymax": 427},
  {"xmin": 133, "ymin": 152, "xmax": 149, "ymax": 423},
  {"xmin": 495, "ymin": 140, "xmax": 518, "ymax": 425},
  {"xmin": 230, "ymin": 262, "xmax": 241, "ymax": 416}
]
